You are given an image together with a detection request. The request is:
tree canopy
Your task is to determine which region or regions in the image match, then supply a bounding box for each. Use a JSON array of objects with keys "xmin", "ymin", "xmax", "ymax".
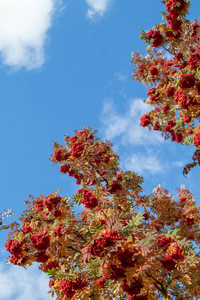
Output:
[{"xmin": 4, "ymin": 0, "xmax": 200, "ymax": 299}]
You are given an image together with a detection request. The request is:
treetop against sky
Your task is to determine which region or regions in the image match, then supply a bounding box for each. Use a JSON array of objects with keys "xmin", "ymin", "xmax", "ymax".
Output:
[
  {"xmin": 0, "ymin": 0, "xmax": 200, "ymax": 299},
  {"xmin": 5, "ymin": 127, "xmax": 200, "ymax": 299}
]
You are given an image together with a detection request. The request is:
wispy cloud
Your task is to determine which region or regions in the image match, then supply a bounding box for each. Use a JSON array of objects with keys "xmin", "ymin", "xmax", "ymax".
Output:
[
  {"xmin": 101, "ymin": 98, "xmax": 163, "ymax": 146},
  {"xmin": 164, "ymin": 51, "xmax": 173, "ymax": 61},
  {"xmin": 101, "ymin": 98, "xmax": 164, "ymax": 174},
  {"xmin": 173, "ymin": 161, "xmax": 184, "ymax": 168},
  {"xmin": 0, "ymin": 0, "xmax": 62, "ymax": 70},
  {"xmin": 116, "ymin": 72, "xmax": 127, "ymax": 81},
  {"xmin": 86, "ymin": 0, "xmax": 112, "ymax": 20},
  {"xmin": 0, "ymin": 262, "xmax": 53, "ymax": 300},
  {"xmin": 124, "ymin": 153, "xmax": 163, "ymax": 175}
]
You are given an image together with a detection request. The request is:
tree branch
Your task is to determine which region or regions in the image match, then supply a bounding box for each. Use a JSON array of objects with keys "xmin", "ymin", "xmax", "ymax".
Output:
[
  {"xmin": 167, "ymin": 275, "xmax": 182, "ymax": 287},
  {"xmin": 162, "ymin": 45, "xmax": 174, "ymax": 55},
  {"xmin": 69, "ymin": 238, "xmax": 85, "ymax": 243},
  {"xmin": 67, "ymin": 246, "xmax": 81, "ymax": 253},
  {"xmin": 147, "ymin": 272, "xmax": 170, "ymax": 299},
  {"xmin": 88, "ymin": 161, "xmax": 109, "ymax": 184},
  {"xmin": 75, "ymin": 230, "xmax": 87, "ymax": 242}
]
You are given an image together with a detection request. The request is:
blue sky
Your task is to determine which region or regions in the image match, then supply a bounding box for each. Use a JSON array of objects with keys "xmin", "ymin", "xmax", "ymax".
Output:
[{"xmin": 0, "ymin": 0, "xmax": 200, "ymax": 299}]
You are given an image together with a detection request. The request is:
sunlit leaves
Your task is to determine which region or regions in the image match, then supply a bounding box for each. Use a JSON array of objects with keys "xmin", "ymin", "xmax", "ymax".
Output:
[{"xmin": 132, "ymin": 0, "xmax": 200, "ymax": 173}]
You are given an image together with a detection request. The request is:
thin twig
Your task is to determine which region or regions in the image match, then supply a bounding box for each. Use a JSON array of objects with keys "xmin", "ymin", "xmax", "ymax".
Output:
[
  {"xmin": 167, "ymin": 275, "xmax": 182, "ymax": 287},
  {"xmin": 163, "ymin": 45, "xmax": 174, "ymax": 55},
  {"xmin": 67, "ymin": 246, "xmax": 81, "ymax": 253},
  {"xmin": 147, "ymin": 272, "xmax": 169, "ymax": 298},
  {"xmin": 75, "ymin": 230, "xmax": 87, "ymax": 242},
  {"xmin": 69, "ymin": 238, "xmax": 85, "ymax": 243},
  {"xmin": 88, "ymin": 161, "xmax": 109, "ymax": 184}
]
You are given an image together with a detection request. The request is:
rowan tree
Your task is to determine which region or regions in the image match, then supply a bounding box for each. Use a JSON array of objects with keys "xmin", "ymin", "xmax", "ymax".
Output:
[
  {"xmin": 5, "ymin": 127, "xmax": 200, "ymax": 300},
  {"xmin": 131, "ymin": 0, "xmax": 200, "ymax": 174},
  {"xmin": 5, "ymin": 0, "xmax": 200, "ymax": 299},
  {"xmin": 0, "ymin": 209, "xmax": 13, "ymax": 230}
]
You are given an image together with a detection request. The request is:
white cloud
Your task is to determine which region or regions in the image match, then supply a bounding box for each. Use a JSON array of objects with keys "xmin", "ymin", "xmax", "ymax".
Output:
[
  {"xmin": 0, "ymin": 262, "xmax": 53, "ymax": 300},
  {"xmin": 124, "ymin": 153, "xmax": 163, "ymax": 175},
  {"xmin": 101, "ymin": 99, "xmax": 129, "ymax": 139},
  {"xmin": 101, "ymin": 98, "xmax": 163, "ymax": 146},
  {"xmin": 173, "ymin": 161, "xmax": 184, "ymax": 167},
  {"xmin": 116, "ymin": 72, "xmax": 127, "ymax": 81},
  {"xmin": 0, "ymin": 0, "xmax": 62, "ymax": 70},
  {"xmin": 164, "ymin": 51, "xmax": 173, "ymax": 61},
  {"xmin": 86, "ymin": 0, "xmax": 112, "ymax": 19}
]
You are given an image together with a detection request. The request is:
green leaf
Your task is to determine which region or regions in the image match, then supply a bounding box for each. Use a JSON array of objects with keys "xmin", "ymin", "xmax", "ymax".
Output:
[
  {"xmin": 127, "ymin": 235, "xmax": 133, "ymax": 241},
  {"xmin": 25, "ymin": 232, "xmax": 31, "ymax": 240},
  {"xmin": 53, "ymin": 142, "xmax": 61, "ymax": 149},
  {"xmin": 16, "ymin": 232, "xmax": 24, "ymax": 242},
  {"xmin": 87, "ymin": 258, "xmax": 102, "ymax": 276},
  {"xmin": 97, "ymin": 266, "xmax": 102, "ymax": 276},
  {"xmin": 161, "ymin": 11, "xmax": 167, "ymax": 16},
  {"xmin": 64, "ymin": 218, "xmax": 69, "ymax": 226},
  {"xmin": 72, "ymin": 193, "xmax": 82, "ymax": 205},
  {"xmin": 170, "ymin": 228, "xmax": 180, "ymax": 238},
  {"xmin": 165, "ymin": 228, "xmax": 180, "ymax": 238},
  {"xmin": 123, "ymin": 213, "xmax": 144, "ymax": 233},
  {"xmin": 139, "ymin": 234, "xmax": 155, "ymax": 247}
]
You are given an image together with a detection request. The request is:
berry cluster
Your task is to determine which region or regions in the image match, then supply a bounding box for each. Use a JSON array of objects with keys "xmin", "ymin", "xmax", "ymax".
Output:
[
  {"xmin": 30, "ymin": 232, "xmax": 50, "ymax": 250},
  {"xmin": 5, "ymin": 128, "xmax": 200, "ymax": 299},
  {"xmin": 58, "ymin": 278, "xmax": 87, "ymax": 298},
  {"xmin": 86, "ymin": 230, "xmax": 122, "ymax": 257},
  {"xmin": 77, "ymin": 188, "xmax": 98, "ymax": 209},
  {"xmin": 132, "ymin": 0, "xmax": 200, "ymax": 172},
  {"xmin": 121, "ymin": 279, "xmax": 144, "ymax": 297},
  {"xmin": 34, "ymin": 195, "xmax": 62, "ymax": 218},
  {"xmin": 162, "ymin": 245, "xmax": 184, "ymax": 271}
]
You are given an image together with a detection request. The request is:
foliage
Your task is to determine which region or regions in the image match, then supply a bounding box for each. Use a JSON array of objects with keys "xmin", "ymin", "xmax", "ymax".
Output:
[
  {"xmin": 5, "ymin": 127, "xmax": 200, "ymax": 300},
  {"xmin": 0, "ymin": 209, "xmax": 13, "ymax": 230},
  {"xmin": 4, "ymin": 0, "xmax": 200, "ymax": 299},
  {"xmin": 131, "ymin": 0, "xmax": 200, "ymax": 174}
]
